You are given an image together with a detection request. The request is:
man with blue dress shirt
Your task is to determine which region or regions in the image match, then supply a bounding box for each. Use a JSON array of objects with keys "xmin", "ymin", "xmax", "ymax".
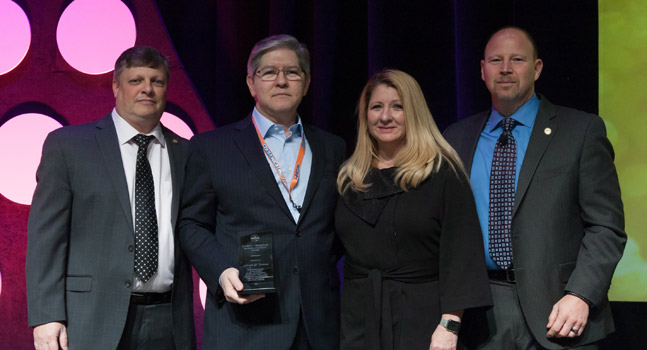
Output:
[
  {"xmin": 178, "ymin": 34, "xmax": 345, "ymax": 349},
  {"xmin": 444, "ymin": 26, "xmax": 626, "ymax": 349}
]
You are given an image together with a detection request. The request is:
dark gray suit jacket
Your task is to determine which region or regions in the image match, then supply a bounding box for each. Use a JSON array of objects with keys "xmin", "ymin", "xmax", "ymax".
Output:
[
  {"xmin": 26, "ymin": 114, "xmax": 196, "ymax": 350},
  {"xmin": 444, "ymin": 95, "xmax": 626, "ymax": 349},
  {"xmin": 179, "ymin": 115, "xmax": 345, "ymax": 350}
]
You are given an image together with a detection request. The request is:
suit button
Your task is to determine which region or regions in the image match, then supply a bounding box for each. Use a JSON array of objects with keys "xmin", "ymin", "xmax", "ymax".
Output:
[
  {"xmin": 296, "ymin": 231, "xmax": 302, "ymax": 237},
  {"xmin": 128, "ymin": 245, "xmax": 134, "ymax": 252},
  {"xmin": 125, "ymin": 281, "xmax": 131, "ymax": 289},
  {"xmin": 292, "ymin": 267, "xmax": 298, "ymax": 274}
]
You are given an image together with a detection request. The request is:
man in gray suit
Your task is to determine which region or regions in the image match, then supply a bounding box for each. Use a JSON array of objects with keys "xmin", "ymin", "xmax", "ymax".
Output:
[
  {"xmin": 444, "ymin": 27, "xmax": 626, "ymax": 349},
  {"xmin": 26, "ymin": 46, "xmax": 195, "ymax": 350}
]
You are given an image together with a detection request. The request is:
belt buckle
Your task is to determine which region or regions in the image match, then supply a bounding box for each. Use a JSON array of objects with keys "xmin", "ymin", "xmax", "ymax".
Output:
[
  {"xmin": 131, "ymin": 292, "xmax": 150, "ymax": 304},
  {"xmin": 504, "ymin": 269, "xmax": 515, "ymax": 283}
]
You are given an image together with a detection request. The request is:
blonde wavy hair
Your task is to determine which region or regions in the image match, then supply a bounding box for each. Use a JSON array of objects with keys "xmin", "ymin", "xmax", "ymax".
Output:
[{"xmin": 337, "ymin": 69, "xmax": 465, "ymax": 194}]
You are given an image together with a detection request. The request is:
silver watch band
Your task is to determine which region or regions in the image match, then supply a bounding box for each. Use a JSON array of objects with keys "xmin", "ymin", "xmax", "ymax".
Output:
[{"xmin": 440, "ymin": 318, "xmax": 461, "ymax": 334}]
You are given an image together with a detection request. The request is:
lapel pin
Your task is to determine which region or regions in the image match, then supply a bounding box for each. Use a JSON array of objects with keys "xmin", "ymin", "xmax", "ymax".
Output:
[
  {"xmin": 172, "ymin": 138, "xmax": 179, "ymax": 144},
  {"xmin": 544, "ymin": 128, "xmax": 552, "ymax": 135}
]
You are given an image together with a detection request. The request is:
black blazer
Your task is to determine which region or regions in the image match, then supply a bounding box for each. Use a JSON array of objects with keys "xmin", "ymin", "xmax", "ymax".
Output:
[
  {"xmin": 26, "ymin": 114, "xmax": 196, "ymax": 350},
  {"xmin": 179, "ymin": 115, "xmax": 346, "ymax": 349},
  {"xmin": 444, "ymin": 95, "xmax": 626, "ymax": 349}
]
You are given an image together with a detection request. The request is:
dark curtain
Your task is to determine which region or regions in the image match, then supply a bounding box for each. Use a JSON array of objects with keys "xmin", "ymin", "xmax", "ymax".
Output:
[
  {"xmin": 156, "ymin": 0, "xmax": 598, "ymax": 147},
  {"xmin": 155, "ymin": 2, "xmax": 646, "ymax": 348}
]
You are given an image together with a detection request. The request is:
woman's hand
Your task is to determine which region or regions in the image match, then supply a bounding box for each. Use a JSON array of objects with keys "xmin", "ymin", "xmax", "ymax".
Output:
[
  {"xmin": 430, "ymin": 311, "xmax": 463, "ymax": 350},
  {"xmin": 429, "ymin": 324, "xmax": 458, "ymax": 350}
]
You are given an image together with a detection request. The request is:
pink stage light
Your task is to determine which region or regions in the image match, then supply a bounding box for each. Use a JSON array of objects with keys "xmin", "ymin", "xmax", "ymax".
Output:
[
  {"xmin": 56, "ymin": 0, "xmax": 136, "ymax": 75},
  {"xmin": 161, "ymin": 112, "xmax": 194, "ymax": 140},
  {"xmin": 0, "ymin": 0, "xmax": 31, "ymax": 75},
  {"xmin": 200, "ymin": 278, "xmax": 207, "ymax": 309},
  {"xmin": 0, "ymin": 114, "xmax": 63, "ymax": 205}
]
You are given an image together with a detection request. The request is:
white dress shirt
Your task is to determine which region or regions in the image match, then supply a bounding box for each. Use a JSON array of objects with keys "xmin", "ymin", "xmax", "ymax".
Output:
[{"xmin": 112, "ymin": 110, "xmax": 174, "ymax": 292}]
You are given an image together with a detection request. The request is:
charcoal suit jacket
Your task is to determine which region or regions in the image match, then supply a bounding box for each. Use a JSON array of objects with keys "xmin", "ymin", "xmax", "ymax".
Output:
[
  {"xmin": 443, "ymin": 95, "xmax": 626, "ymax": 349},
  {"xmin": 26, "ymin": 114, "xmax": 196, "ymax": 350},
  {"xmin": 179, "ymin": 115, "xmax": 345, "ymax": 350}
]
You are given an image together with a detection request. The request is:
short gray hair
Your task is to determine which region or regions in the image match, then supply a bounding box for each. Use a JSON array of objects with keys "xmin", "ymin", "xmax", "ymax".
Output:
[{"xmin": 247, "ymin": 34, "xmax": 311, "ymax": 77}]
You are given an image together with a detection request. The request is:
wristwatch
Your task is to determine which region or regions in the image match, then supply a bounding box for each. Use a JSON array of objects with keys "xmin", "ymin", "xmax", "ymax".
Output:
[{"xmin": 440, "ymin": 318, "xmax": 461, "ymax": 334}]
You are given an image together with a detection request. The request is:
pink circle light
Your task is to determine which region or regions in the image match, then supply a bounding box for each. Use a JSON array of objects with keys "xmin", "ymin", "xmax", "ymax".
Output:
[
  {"xmin": 0, "ymin": 114, "xmax": 63, "ymax": 205},
  {"xmin": 56, "ymin": 0, "xmax": 136, "ymax": 75},
  {"xmin": 0, "ymin": 0, "xmax": 31, "ymax": 75},
  {"xmin": 200, "ymin": 279, "xmax": 207, "ymax": 309},
  {"xmin": 161, "ymin": 112, "xmax": 194, "ymax": 140}
]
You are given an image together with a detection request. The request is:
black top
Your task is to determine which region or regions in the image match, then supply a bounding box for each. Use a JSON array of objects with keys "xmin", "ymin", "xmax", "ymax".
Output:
[{"xmin": 335, "ymin": 162, "xmax": 492, "ymax": 350}]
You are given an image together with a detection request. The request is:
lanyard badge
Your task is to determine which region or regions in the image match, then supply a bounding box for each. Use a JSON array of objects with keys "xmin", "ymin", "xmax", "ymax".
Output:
[{"xmin": 252, "ymin": 118, "xmax": 306, "ymax": 212}]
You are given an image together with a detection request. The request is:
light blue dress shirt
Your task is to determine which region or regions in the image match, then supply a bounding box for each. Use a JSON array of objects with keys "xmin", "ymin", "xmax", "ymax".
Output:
[
  {"xmin": 252, "ymin": 108, "xmax": 312, "ymax": 223},
  {"xmin": 470, "ymin": 94, "xmax": 540, "ymax": 270}
]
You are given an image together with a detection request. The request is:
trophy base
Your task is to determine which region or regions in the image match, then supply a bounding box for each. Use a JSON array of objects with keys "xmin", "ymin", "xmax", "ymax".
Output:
[{"xmin": 238, "ymin": 284, "xmax": 276, "ymax": 295}]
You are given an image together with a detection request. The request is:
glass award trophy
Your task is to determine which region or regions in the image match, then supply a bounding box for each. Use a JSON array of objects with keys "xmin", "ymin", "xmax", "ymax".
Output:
[{"xmin": 238, "ymin": 231, "xmax": 276, "ymax": 294}]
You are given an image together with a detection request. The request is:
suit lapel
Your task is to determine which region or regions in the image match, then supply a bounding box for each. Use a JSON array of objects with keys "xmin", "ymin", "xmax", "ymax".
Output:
[
  {"xmin": 162, "ymin": 126, "xmax": 185, "ymax": 265},
  {"xmin": 513, "ymin": 97, "xmax": 557, "ymax": 216},
  {"xmin": 162, "ymin": 127, "xmax": 183, "ymax": 227},
  {"xmin": 95, "ymin": 114, "xmax": 133, "ymax": 231},
  {"xmin": 233, "ymin": 116, "xmax": 295, "ymax": 222},
  {"xmin": 460, "ymin": 111, "xmax": 490, "ymax": 173},
  {"xmin": 297, "ymin": 124, "xmax": 324, "ymax": 223}
]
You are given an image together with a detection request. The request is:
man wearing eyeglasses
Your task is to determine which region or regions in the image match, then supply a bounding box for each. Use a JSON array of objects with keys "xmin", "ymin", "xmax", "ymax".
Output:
[{"xmin": 179, "ymin": 34, "xmax": 345, "ymax": 349}]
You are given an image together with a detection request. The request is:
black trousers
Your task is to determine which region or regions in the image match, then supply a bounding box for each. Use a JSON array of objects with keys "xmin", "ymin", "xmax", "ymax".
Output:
[{"xmin": 117, "ymin": 302, "xmax": 175, "ymax": 350}]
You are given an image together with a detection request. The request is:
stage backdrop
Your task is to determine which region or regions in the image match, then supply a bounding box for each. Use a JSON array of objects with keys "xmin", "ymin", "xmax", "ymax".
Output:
[
  {"xmin": 1, "ymin": 0, "xmax": 645, "ymax": 349},
  {"xmin": 599, "ymin": 0, "xmax": 647, "ymax": 303},
  {"xmin": 0, "ymin": 0, "xmax": 213, "ymax": 348}
]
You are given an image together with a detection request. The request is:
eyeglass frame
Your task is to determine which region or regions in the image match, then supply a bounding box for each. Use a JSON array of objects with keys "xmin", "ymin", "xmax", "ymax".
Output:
[{"xmin": 254, "ymin": 66, "xmax": 305, "ymax": 81}]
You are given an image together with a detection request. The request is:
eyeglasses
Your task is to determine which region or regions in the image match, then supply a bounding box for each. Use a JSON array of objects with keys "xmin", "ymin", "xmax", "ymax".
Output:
[{"xmin": 255, "ymin": 66, "xmax": 304, "ymax": 81}]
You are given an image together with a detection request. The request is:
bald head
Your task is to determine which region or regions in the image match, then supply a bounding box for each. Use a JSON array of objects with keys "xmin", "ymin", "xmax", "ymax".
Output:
[
  {"xmin": 485, "ymin": 26, "xmax": 538, "ymax": 60},
  {"xmin": 480, "ymin": 27, "xmax": 543, "ymax": 116}
]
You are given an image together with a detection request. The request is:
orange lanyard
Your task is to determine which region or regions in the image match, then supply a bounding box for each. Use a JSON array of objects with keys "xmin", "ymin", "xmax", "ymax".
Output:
[{"xmin": 252, "ymin": 117, "xmax": 306, "ymax": 212}]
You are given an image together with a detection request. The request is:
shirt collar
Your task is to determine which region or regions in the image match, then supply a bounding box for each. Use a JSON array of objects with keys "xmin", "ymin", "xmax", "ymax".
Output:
[
  {"xmin": 111, "ymin": 108, "xmax": 166, "ymax": 147},
  {"xmin": 252, "ymin": 107, "xmax": 303, "ymax": 139},
  {"xmin": 488, "ymin": 93, "xmax": 540, "ymax": 132}
]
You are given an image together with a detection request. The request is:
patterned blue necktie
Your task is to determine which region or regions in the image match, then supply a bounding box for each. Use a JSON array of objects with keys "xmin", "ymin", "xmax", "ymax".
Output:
[
  {"xmin": 488, "ymin": 118, "xmax": 517, "ymax": 269},
  {"xmin": 133, "ymin": 134, "xmax": 158, "ymax": 282}
]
